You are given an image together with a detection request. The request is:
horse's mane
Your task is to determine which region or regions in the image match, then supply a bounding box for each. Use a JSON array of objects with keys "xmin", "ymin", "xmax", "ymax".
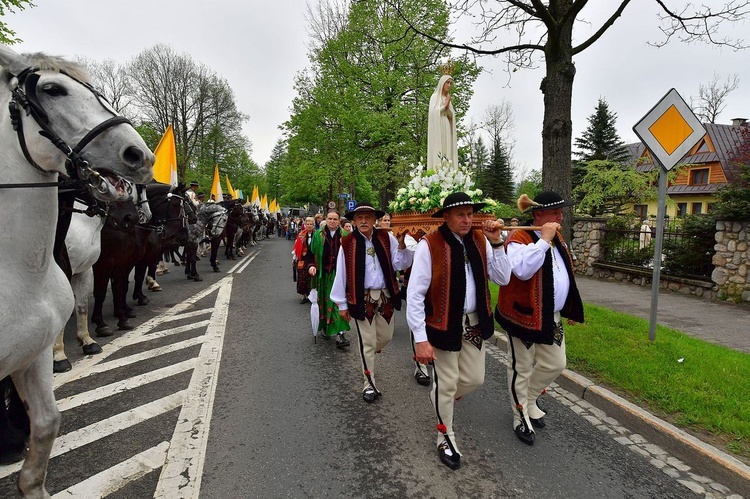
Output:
[
  {"xmin": 200, "ymin": 203, "xmax": 227, "ymax": 215},
  {"xmin": 1, "ymin": 52, "xmax": 91, "ymax": 83}
]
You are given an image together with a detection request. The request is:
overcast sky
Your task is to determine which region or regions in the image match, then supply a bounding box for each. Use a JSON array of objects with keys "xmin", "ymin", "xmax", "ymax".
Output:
[{"xmin": 6, "ymin": 1, "xmax": 749, "ymax": 179}]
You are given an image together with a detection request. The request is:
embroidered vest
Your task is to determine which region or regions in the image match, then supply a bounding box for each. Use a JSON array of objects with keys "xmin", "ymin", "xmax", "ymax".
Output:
[
  {"xmin": 341, "ymin": 229, "xmax": 401, "ymax": 321},
  {"xmin": 424, "ymin": 224, "xmax": 493, "ymax": 351},
  {"xmin": 494, "ymin": 230, "xmax": 584, "ymax": 344}
]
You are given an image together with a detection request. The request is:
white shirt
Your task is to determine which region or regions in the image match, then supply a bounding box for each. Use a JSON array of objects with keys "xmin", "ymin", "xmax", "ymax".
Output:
[
  {"xmin": 406, "ymin": 232, "xmax": 512, "ymax": 343},
  {"xmin": 506, "ymin": 232, "xmax": 570, "ymax": 314},
  {"xmin": 330, "ymin": 230, "xmax": 413, "ymax": 311}
]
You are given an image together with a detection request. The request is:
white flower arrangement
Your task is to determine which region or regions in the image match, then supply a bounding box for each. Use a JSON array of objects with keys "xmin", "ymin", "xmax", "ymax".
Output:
[{"xmin": 389, "ymin": 158, "xmax": 495, "ymax": 213}]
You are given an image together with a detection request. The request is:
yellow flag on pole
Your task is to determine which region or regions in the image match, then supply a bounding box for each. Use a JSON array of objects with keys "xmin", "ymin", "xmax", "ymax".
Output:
[
  {"xmin": 252, "ymin": 185, "xmax": 260, "ymax": 206},
  {"xmin": 225, "ymin": 175, "xmax": 236, "ymax": 199},
  {"xmin": 261, "ymin": 194, "xmax": 268, "ymax": 211},
  {"xmin": 211, "ymin": 165, "xmax": 223, "ymax": 202},
  {"xmin": 153, "ymin": 125, "xmax": 178, "ymax": 186},
  {"xmin": 271, "ymin": 198, "xmax": 279, "ymax": 213}
]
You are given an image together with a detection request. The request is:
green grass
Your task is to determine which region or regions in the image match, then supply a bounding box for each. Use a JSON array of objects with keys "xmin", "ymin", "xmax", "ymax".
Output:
[{"xmin": 488, "ymin": 282, "xmax": 750, "ymax": 460}]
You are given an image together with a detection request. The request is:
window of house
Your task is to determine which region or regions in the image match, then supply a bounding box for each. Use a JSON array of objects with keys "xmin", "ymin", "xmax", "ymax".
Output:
[
  {"xmin": 677, "ymin": 203, "xmax": 687, "ymax": 216},
  {"xmin": 692, "ymin": 202, "xmax": 703, "ymax": 214},
  {"xmin": 690, "ymin": 168, "xmax": 709, "ymax": 185},
  {"xmin": 634, "ymin": 204, "xmax": 648, "ymax": 219},
  {"xmin": 707, "ymin": 203, "xmax": 714, "ymax": 213}
]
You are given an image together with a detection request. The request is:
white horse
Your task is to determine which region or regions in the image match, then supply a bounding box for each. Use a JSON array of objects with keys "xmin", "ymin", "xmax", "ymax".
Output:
[
  {"xmin": 52, "ymin": 183, "xmax": 152, "ymax": 373},
  {"xmin": 0, "ymin": 46, "xmax": 153, "ymax": 498}
]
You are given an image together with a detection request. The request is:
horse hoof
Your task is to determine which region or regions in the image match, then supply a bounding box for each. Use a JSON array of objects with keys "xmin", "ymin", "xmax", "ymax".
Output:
[
  {"xmin": 126, "ymin": 309, "xmax": 137, "ymax": 318},
  {"xmin": 193, "ymin": 275, "xmax": 203, "ymax": 282},
  {"xmin": 95, "ymin": 325, "xmax": 114, "ymax": 337},
  {"xmin": 118, "ymin": 321, "xmax": 134, "ymax": 331},
  {"xmin": 0, "ymin": 446, "xmax": 26, "ymax": 465},
  {"xmin": 137, "ymin": 296, "xmax": 151, "ymax": 305},
  {"xmin": 213, "ymin": 267, "xmax": 221, "ymax": 272},
  {"xmin": 53, "ymin": 359, "xmax": 72, "ymax": 373},
  {"xmin": 82, "ymin": 343, "xmax": 103, "ymax": 355}
]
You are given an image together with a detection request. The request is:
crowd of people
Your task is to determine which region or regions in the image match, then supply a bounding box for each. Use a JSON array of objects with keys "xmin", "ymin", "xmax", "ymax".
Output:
[{"xmin": 288, "ymin": 190, "xmax": 584, "ymax": 470}]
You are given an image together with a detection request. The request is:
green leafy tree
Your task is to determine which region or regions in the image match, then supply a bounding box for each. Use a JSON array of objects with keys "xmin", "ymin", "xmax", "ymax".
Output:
[
  {"xmin": 284, "ymin": 0, "xmax": 479, "ymax": 209},
  {"xmin": 265, "ymin": 139, "xmax": 287, "ymax": 202},
  {"xmin": 0, "ymin": 1, "xmax": 35, "ymax": 44},
  {"xmin": 573, "ymin": 160, "xmax": 663, "ymax": 216},
  {"xmin": 516, "ymin": 168, "xmax": 542, "ymax": 202}
]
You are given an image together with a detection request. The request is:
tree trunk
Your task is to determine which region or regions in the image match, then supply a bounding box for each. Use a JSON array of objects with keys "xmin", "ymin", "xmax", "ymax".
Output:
[{"xmin": 540, "ymin": 4, "xmax": 576, "ymax": 239}]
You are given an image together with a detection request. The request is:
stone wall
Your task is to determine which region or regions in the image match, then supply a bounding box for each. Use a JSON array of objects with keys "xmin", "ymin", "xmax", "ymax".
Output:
[
  {"xmin": 570, "ymin": 217, "xmax": 750, "ymax": 304},
  {"xmin": 712, "ymin": 221, "xmax": 750, "ymax": 303},
  {"xmin": 570, "ymin": 217, "xmax": 606, "ymax": 276}
]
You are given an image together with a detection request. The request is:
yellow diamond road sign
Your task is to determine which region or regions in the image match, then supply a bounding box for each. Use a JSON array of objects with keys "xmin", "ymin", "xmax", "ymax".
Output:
[{"xmin": 633, "ymin": 88, "xmax": 706, "ymax": 170}]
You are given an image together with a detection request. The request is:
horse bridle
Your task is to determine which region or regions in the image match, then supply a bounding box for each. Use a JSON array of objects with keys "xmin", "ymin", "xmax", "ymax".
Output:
[
  {"xmin": 139, "ymin": 192, "xmax": 187, "ymax": 240},
  {"xmin": 6, "ymin": 65, "xmax": 132, "ymax": 191}
]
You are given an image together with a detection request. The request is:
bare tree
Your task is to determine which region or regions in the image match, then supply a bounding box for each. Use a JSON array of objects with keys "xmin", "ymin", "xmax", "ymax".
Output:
[
  {"xmin": 483, "ymin": 101, "xmax": 514, "ymax": 145},
  {"xmin": 305, "ymin": 0, "xmax": 351, "ymax": 54},
  {"xmin": 691, "ymin": 73, "xmax": 740, "ymax": 124},
  {"xmin": 389, "ymin": 0, "xmax": 749, "ymax": 234},
  {"xmin": 126, "ymin": 44, "xmax": 215, "ymax": 178},
  {"xmin": 77, "ymin": 57, "xmax": 134, "ymax": 117}
]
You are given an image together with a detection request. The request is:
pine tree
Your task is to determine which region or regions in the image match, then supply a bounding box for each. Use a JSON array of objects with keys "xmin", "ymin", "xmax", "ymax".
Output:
[
  {"xmin": 485, "ymin": 136, "xmax": 515, "ymax": 205},
  {"xmin": 574, "ymin": 98, "xmax": 629, "ymax": 162},
  {"xmin": 472, "ymin": 136, "xmax": 490, "ymax": 192}
]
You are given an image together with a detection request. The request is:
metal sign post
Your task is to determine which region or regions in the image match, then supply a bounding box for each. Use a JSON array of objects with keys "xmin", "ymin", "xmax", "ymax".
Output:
[{"xmin": 633, "ymin": 88, "xmax": 706, "ymax": 341}]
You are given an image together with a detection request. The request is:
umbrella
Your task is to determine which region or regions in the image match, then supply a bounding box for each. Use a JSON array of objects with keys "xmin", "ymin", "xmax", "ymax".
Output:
[{"xmin": 308, "ymin": 289, "xmax": 319, "ymax": 342}]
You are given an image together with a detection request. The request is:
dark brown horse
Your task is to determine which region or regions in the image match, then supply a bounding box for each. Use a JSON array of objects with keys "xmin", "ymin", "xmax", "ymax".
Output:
[{"xmin": 91, "ymin": 183, "xmax": 188, "ymax": 334}]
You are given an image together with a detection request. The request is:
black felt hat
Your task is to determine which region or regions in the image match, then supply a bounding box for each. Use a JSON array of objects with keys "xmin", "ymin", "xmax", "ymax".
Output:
[
  {"xmin": 431, "ymin": 192, "xmax": 486, "ymax": 218},
  {"xmin": 528, "ymin": 191, "xmax": 575, "ymax": 211},
  {"xmin": 345, "ymin": 202, "xmax": 385, "ymax": 220},
  {"xmin": 189, "ymin": 181, "xmax": 199, "ymax": 187}
]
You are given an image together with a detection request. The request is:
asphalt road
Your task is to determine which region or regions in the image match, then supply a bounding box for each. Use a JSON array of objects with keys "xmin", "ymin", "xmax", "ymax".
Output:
[{"xmin": 0, "ymin": 236, "xmax": 714, "ymax": 498}]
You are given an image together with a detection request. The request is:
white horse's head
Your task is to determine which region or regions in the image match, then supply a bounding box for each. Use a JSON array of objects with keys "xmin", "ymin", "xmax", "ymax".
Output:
[{"xmin": 0, "ymin": 45, "xmax": 154, "ymax": 191}]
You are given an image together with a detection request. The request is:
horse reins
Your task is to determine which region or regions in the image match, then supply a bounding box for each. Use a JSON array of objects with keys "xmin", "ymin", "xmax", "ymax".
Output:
[{"xmin": 3, "ymin": 65, "xmax": 132, "ymax": 190}]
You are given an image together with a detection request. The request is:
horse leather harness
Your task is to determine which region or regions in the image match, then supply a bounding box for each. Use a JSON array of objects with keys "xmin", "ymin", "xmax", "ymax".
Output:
[{"xmin": 3, "ymin": 65, "xmax": 132, "ymax": 190}]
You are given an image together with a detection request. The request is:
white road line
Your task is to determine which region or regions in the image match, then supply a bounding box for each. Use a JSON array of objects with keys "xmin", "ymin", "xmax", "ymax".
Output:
[
  {"xmin": 56, "ymin": 326, "xmax": 207, "ymax": 387},
  {"xmin": 155, "ymin": 278, "xmax": 233, "ymax": 498},
  {"xmin": 231, "ymin": 250, "xmax": 259, "ymax": 274},
  {"xmin": 51, "ymin": 441, "xmax": 170, "ymax": 498},
  {"xmin": 56, "ymin": 359, "xmax": 198, "ymax": 412},
  {"xmin": 123, "ymin": 320, "xmax": 211, "ymax": 346},
  {"xmin": 81, "ymin": 336, "xmax": 206, "ymax": 376},
  {"xmin": 0, "ymin": 391, "xmax": 185, "ymax": 480},
  {"xmin": 53, "ymin": 278, "xmax": 230, "ymax": 387}
]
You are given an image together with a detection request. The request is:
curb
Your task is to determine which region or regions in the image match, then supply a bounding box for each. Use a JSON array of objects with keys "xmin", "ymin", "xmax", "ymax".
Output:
[{"xmin": 490, "ymin": 332, "xmax": 750, "ymax": 497}]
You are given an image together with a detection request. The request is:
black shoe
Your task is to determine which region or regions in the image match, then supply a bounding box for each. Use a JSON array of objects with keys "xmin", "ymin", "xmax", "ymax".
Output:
[
  {"xmin": 514, "ymin": 422, "xmax": 535, "ymax": 446},
  {"xmin": 300, "ymin": 297, "xmax": 309, "ymax": 304},
  {"xmin": 530, "ymin": 416, "xmax": 546, "ymax": 429},
  {"xmin": 362, "ymin": 387, "xmax": 379, "ymax": 403},
  {"xmin": 414, "ymin": 371, "xmax": 430, "ymax": 386},
  {"xmin": 437, "ymin": 441, "xmax": 460, "ymax": 470},
  {"xmin": 335, "ymin": 333, "xmax": 350, "ymax": 348}
]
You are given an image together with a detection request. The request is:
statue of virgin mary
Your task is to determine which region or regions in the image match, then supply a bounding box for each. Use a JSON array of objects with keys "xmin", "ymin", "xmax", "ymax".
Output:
[{"xmin": 427, "ymin": 73, "xmax": 458, "ymax": 171}]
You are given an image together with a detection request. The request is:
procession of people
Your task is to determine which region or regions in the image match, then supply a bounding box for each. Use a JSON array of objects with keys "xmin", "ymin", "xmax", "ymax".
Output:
[
  {"xmin": 290, "ymin": 187, "xmax": 582, "ymax": 470},
  {"xmin": 277, "ymin": 69, "xmax": 585, "ymax": 470}
]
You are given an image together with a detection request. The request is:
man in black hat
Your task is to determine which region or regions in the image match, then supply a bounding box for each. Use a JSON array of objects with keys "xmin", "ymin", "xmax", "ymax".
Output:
[
  {"xmin": 331, "ymin": 203, "xmax": 412, "ymax": 403},
  {"xmin": 406, "ymin": 192, "xmax": 512, "ymax": 470},
  {"xmin": 495, "ymin": 191, "xmax": 584, "ymax": 446}
]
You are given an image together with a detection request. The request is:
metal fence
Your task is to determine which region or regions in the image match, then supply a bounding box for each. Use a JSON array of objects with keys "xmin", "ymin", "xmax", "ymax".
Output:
[{"xmin": 600, "ymin": 226, "xmax": 715, "ymax": 280}]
